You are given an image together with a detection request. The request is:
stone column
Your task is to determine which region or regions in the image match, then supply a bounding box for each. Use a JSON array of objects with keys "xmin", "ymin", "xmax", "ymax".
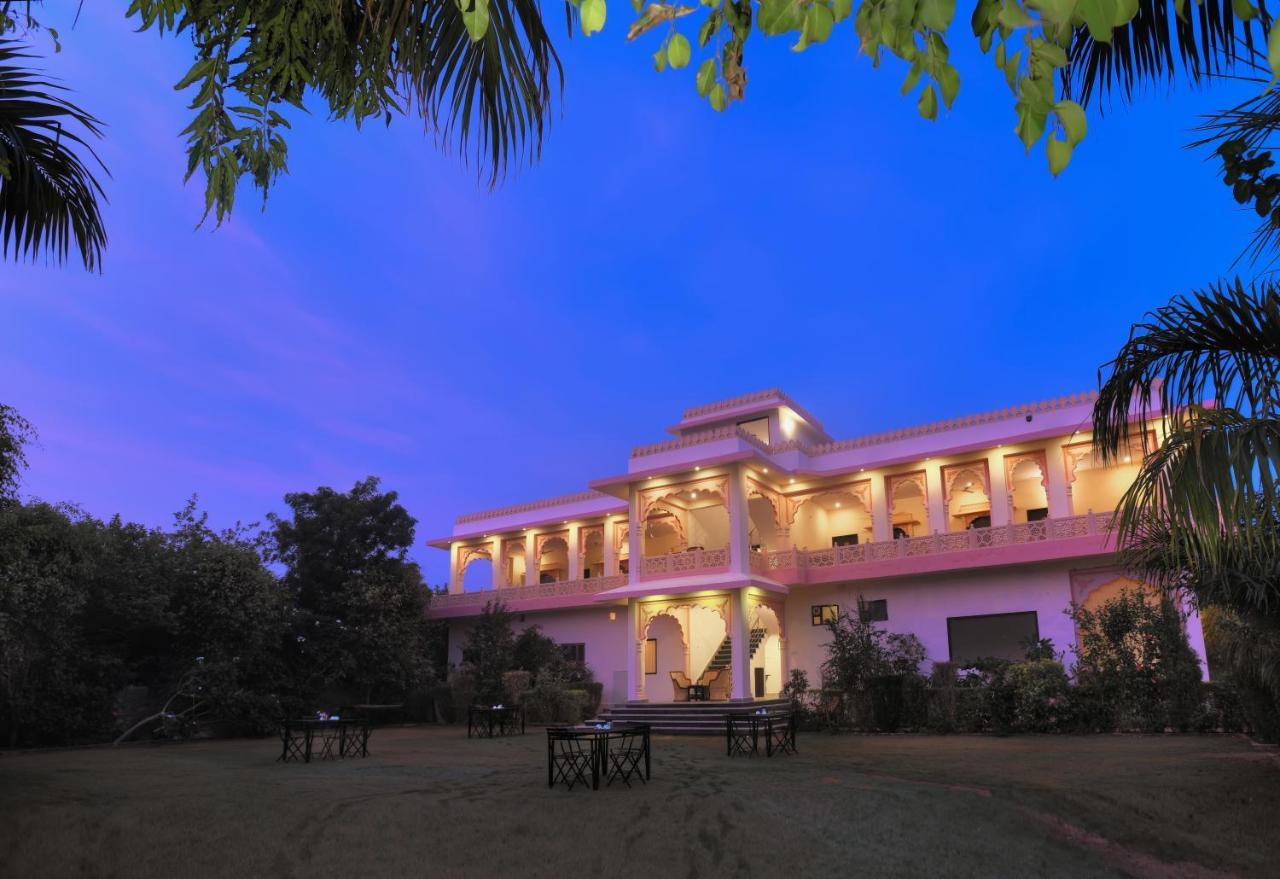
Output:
[
  {"xmin": 871, "ymin": 474, "xmax": 891, "ymax": 542},
  {"xmin": 727, "ymin": 465, "xmax": 752, "ymax": 574},
  {"xmin": 627, "ymin": 486, "xmax": 644, "ymax": 585},
  {"xmin": 491, "ymin": 535, "xmax": 505, "ymax": 589},
  {"xmin": 448, "ymin": 542, "xmax": 462, "ymax": 594},
  {"xmin": 1045, "ymin": 440, "xmax": 1073, "ymax": 518},
  {"xmin": 524, "ymin": 531, "xmax": 537, "ymax": 586},
  {"xmin": 629, "ymin": 599, "xmax": 646, "ymax": 701},
  {"xmin": 603, "ymin": 518, "xmax": 617, "ymax": 577},
  {"xmin": 924, "ymin": 461, "xmax": 945, "ymax": 534},
  {"xmin": 729, "ymin": 589, "xmax": 752, "ymax": 700},
  {"xmin": 567, "ymin": 522, "xmax": 581, "ymax": 582},
  {"xmin": 988, "ymin": 452, "xmax": 1010, "ymax": 527}
]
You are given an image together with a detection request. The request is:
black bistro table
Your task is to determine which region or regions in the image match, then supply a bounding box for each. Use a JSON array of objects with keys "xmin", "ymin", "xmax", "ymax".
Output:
[
  {"xmin": 687, "ymin": 684, "xmax": 710, "ymax": 702},
  {"xmin": 468, "ymin": 704, "xmax": 526, "ymax": 738},
  {"xmin": 726, "ymin": 710, "xmax": 796, "ymax": 757},
  {"xmin": 547, "ymin": 722, "xmax": 651, "ymax": 790},
  {"xmin": 278, "ymin": 717, "xmax": 371, "ymax": 763}
]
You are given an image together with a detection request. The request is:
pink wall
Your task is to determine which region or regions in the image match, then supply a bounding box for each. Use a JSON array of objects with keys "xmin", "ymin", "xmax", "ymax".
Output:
[
  {"xmin": 783, "ymin": 562, "xmax": 1130, "ymax": 681},
  {"xmin": 446, "ymin": 605, "xmax": 631, "ymax": 707}
]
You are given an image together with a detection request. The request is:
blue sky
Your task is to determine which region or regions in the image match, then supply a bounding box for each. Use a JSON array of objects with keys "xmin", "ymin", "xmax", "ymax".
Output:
[{"xmin": 0, "ymin": 5, "xmax": 1260, "ymax": 582}]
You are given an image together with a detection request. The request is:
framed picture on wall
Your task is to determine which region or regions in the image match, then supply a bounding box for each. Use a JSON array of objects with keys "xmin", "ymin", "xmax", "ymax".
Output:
[{"xmin": 644, "ymin": 638, "xmax": 657, "ymax": 675}]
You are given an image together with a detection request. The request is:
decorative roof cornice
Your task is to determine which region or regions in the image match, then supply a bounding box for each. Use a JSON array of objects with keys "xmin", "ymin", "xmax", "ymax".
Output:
[
  {"xmin": 680, "ymin": 388, "xmax": 826, "ymax": 433},
  {"xmin": 810, "ymin": 391, "xmax": 1099, "ymax": 455},
  {"xmin": 455, "ymin": 490, "xmax": 613, "ymax": 525},
  {"xmin": 632, "ymin": 424, "xmax": 771, "ymax": 459}
]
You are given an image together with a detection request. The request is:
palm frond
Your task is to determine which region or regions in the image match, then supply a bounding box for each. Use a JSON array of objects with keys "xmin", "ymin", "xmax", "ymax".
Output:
[
  {"xmin": 0, "ymin": 39, "xmax": 106, "ymax": 271},
  {"xmin": 1094, "ymin": 280, "xmax": 1280, "ymax": 456},
  {"xmin": 1061, "ymin": 0, "xmax": 1270, "ymax": 108},
  {"xmin": 1113, "ymin": 409, "xmax": 1280, "ymax": 607},
  {"xmin": 410, "ymin": 0, "xmax": 563, "ymax": 186}
]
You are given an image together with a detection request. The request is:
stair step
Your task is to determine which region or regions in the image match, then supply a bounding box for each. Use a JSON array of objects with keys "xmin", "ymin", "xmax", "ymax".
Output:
[{"xmin": 597, "ymin": 699, "xmax": 789, "ymax": 735}]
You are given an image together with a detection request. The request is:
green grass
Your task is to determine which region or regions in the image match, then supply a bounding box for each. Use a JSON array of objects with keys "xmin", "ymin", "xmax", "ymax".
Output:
[{"xmin": 1, "ymin": 728, "xmax": 1277, "ymax": 878}]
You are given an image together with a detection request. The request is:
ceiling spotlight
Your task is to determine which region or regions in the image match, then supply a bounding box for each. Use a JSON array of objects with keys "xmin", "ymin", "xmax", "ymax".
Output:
[
  {"xmin": 789, "ymin": 478, "xmax": 796, "ymax": 484},
  {"xmin": 762, "ymin": 467, "xmax": 769, "ymax": 473},
  {"xmin": 691, "ymin": 492, "xmax": 699, "ymax": 499},
  {"xmin": 1123, "ymin": 455, "xmax": 1132, "ymax": 463},
  {"xmin": 694, "ymin": 465, "xmax": 701, "ymax": 471},
  {"xmin": 835, "ymin": 502, "xmax": 842, "ymax": 508}
]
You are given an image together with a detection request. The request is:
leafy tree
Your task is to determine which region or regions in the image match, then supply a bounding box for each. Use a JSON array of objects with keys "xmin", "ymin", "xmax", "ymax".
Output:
[
  {"xmin": 270, "ymin": 476, "xmax": 435, "ymax": 705},
  {"xmin": 0, "ymin": 403, "xmax": 34, "ymax": 499},
  {"xmin": 460, "ymin": 600, "xmax": 515, "ymax": 702}
]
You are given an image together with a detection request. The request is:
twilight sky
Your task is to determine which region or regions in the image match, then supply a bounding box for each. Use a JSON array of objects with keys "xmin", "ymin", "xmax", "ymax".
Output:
[{"xmin": 0, "ymin": 6, "xmax": 1260, "ymax": 583}]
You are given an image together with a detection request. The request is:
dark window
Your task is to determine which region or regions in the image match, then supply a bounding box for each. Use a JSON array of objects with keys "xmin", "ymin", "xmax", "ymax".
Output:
[
  {"xmin": 947, "ymin": 612, "xmax": 1039, "ymax": 664},
  {"xmin": 560, "ymin": 643, "xmax": 586, "ymax": 663},
  {"xmin": 832, "ymin": 533, "xmax": 859, "ymax": 547},
  {"xmin": 893, "ymin": 527, "xmax": 909, "ymax": 540},
  {"xmin": 619, "ymin": 558, "xmax": 630, "ymax": 574},
  {"xmin": 967, "ymin": 515, "xmax": 991, "ymax": 530},
  {"xmin": 583, "ymin": 567, "xmax": 592, "ymax": 579},
  {"xmin": 539, "ymin": 572, "xmax": 556, "ymax": 584},
  {"xmin": 1027, "ymin": 507, "xmax": 1049, "ymax": 522},
  {"xmin": 811, "ymin": 604, "xmax": 840, "ymax": 626},
  {"xmin": 859, "ymin": 599, "xmax": 888, "ymax": 623}
]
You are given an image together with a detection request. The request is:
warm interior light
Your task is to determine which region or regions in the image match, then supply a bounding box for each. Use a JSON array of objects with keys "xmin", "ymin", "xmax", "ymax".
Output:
[
  {"xmin": 694, "ymin": 465, "xmax": 701, "ymax": 471},
  {"xmin": 835, "ymin": 502, "xmax": 842, "ymax": 508},
  {"xmin": 789, "ymin": 478, "xmax": 796, "ymax": 484},
  {"xmin": 1123, "ymin": 456, "xmax": 1132, "ymax": 463},
  {"xmin": 608, "ymin": 611, "xmax": 617, "ymax": 621},
  {"xmin": 762, "ymin": 467, "xmax": 769, "ymax": 473},
  {"xmin": 691, "ymin": 491, "xmax": 699, "ymax": 499}
]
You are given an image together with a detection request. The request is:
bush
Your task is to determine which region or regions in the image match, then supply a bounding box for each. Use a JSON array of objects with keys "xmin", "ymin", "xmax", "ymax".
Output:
[
  {"xmin": 1006, "ymin": 660, "xmax": 1071, "ymax": 733},
  {"xmin": 1194, "ymin": 681, "xmax": 1245, "ymax": 733},
  {"xmin": 1070, "ymin": 589, "xmax": 1204, "ymax": 732},
  {"xmin": 820, "ymin": 603, "xmax": 928, "ymax": 730},
  {"xmin": 524, "ymin": 678, "xmax": 587, "ymax": 724}
]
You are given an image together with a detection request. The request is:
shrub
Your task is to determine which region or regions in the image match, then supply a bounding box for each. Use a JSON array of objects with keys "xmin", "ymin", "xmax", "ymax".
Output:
[
  {"xmin": 1194, "ymin": 681, "xmax": 1245, "ymax": 733},
  {"xmin": 447, "ymin": 670, "xmax": 476, "ymax": 721},
  {"xmin": 1069, "ymin": 589, "xmax": 1204, "ymax": 732},
  {"xmin": 460, "ymin": 602, "xmax": 515, "ymax": 704},
  {"xmin": 1006, "ymin": 659, "xmax": 1071, "ymax": 733},
  {"xmin": 820, "ymin": 603, "xmax": 928, "ymax": 729},
  {"xmin": 524, "ymin": 678, "xmax": 588, "ymax": 724}
]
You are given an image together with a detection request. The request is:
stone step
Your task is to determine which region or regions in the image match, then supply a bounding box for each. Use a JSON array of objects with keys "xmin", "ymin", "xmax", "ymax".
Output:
[{"xmin": 598, "ymin": 699, "xmax": 789, "ymax": 735}]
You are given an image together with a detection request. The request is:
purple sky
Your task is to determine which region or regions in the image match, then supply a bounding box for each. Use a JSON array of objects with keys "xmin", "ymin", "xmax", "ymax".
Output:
[{"xmin": 1, "ymin": 6, "xmax": 1259, "ymax": 583}]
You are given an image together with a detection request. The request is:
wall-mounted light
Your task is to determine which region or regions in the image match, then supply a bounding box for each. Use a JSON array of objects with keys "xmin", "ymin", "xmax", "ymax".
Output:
[
  {"xmin": 789, "ymin": 478, "xmax": 796, "ymax": 484},
  {"xmin": 609, "ymin": 611, "xmax": 617, "ymax": 621},
  {"xmin": 835, "ymin": 502, "xmax": 842, "ymax": 508},
  {"xmin": 762, "ymin": 467, "xmax": 769, "ymax": 473}
]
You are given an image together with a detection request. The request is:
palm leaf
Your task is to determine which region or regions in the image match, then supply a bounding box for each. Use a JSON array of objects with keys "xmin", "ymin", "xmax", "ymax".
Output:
[
  {"xmin": 0, "ymin": 39, "xmax": 106, "ymax": 271},
  {"xmin": 1061, "ymin": 0, "xmax": 1270, "ymax": 107},
  {"xmin": 1094, "ymin": 282, "xmax": 1280, "ymax": 601}
]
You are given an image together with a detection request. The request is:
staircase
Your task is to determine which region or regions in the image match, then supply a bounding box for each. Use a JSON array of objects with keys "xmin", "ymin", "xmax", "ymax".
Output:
[
  {"xmin": 599, "ymin": 698, "xmax": 790, "ymax": 735},
  {"xmin": 702, "ymin": 628, "xmax": 768, "ymax": 676}
]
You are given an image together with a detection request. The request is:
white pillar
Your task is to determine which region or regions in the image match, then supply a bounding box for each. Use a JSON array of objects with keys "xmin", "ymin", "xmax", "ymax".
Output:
[
  {"xmin": 988, "ymin": 452, "xmax": 1010, "ymax": 527},
  {"xmin": 448, "ymin": 542, "xmax": 462, "ymax": 594},
  {"xmin": 730, "ymin": 589, "xmax": 752, "ymax": 700},
  {"xmin": 629, "ymin": 599, "xmax": 646, "ymax": 701},
  {"xmin": 727, "ymin": 465, "xmax": 751, "ymax": 574},
  {"xmin": 603, "ymin": 518, "xmax": 617, "ymax": 576},
  {"xmin": 924, "ymin": 460, "xmax": 945, "ymax": 534},
  {"xmin": 491, "ymin": 535, "xmax": 504, "ymax": 589},
  {"xmin": 1045, "ymin": 439, "xmax": 1073, "ymax": 517},
  {"xmin": 524, "ymin": 531, "xmax": 537, "ymax": 586},
  {"xmin": 627, "ymin": 486, "xmax": 644, "ymax": 585},
  {"xmin": 567, "ymin": 522, "xmax": 581, "ymax": 581},
  {"xmin": 871, "ymin": 474, "xmax": 891, "ymax": 542}
]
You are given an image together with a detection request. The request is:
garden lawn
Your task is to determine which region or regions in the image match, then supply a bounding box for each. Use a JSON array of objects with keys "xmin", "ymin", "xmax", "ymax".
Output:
[{"xmin": 1, "ymin": 728, "xmax": 1277, "ymax": 878}]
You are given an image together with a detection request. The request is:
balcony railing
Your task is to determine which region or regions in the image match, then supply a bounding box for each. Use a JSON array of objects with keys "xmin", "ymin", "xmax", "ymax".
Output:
[
  {"xmin": 431, "ymin": 574, "xmax": 627, "ymax": 611},
  {"xmin": 763, "ymin": 511, "xmax": 1115, "ymax": 574},
  {"xmin": 640, "ymin": 547, "xmax": 730, "ymax": 578}
]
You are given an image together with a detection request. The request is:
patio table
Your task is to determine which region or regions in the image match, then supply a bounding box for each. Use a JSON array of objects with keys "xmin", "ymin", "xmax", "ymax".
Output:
[
  {"xmin": 467, "ymin": 704, "xmax": 526, "ymax": 738},
  {"xmin": 278, "ymin": 718, "xmax": 371, "ymax": 763},
  {"xmin": 725, "ymin": 710, "xmax": 796, "ymax": 757},
  {"xmin": 546, "ymin": 723, "xmax": 651, "ymax": 790}
]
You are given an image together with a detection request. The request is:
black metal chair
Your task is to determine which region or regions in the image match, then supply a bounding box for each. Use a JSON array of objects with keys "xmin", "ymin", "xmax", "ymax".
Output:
[
  {"xmin": 278, "ymin": 722, "xmax": 306, "ymax": 762},
  {"xmin": 726, "ymin": 713, "xmax": 759, "ymax": 756},
  {"xmin": 604, "ymin": 727, "xmax": 649, "ymax": 788},
  {"xmin": 766, "ymin": 713, "xmax": 797, "ymax": 756},
  {"xmin": 547, "ymin": 728, "xmax": 595, "ymax": 790}
]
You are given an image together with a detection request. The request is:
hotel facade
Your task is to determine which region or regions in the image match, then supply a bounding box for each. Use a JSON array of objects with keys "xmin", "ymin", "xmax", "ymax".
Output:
[{"xmin": 427, "ymin": 390, "xmax": 1207, "ymax": 709}]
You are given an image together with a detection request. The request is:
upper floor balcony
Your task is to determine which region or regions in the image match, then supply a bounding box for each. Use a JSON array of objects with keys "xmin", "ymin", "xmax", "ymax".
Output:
[
  {"xmin": 429, "ymin": 574, "xmax": 628, "ymax": 619},
  {"xmin": 748, "ymin": 511, "xmax": 1116, "ymax": 585}
]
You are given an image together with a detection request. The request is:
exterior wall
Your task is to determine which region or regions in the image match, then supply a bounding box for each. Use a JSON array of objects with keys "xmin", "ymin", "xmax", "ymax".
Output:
[
  {"xmin": 446, "ymin": 605, "xmax": 631, "ymax": 707},
  {"xmin": 782, "ymin": 561, "xmax": 1098, "ymax": 681}
]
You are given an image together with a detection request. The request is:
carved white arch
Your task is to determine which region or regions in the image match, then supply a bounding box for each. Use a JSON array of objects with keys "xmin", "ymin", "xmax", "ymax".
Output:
[
  {"xmin": 789, "ymin": 481, "xmax": 872, "ymax": 523},
  {"xmin": 887, "ymin": 471, "xmax": 929, "ymax": 522},
  {"xmin": 639, "ymin": 476, "xmax": 730, "ymax": 521},
  {"xmin": 457, "ymin": 545, "xmax": 493, "ymax": 577}
]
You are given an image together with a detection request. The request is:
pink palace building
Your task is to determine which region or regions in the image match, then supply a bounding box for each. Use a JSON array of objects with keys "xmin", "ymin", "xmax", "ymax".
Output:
[{"xmin": 427, "ymin": 389, "xmax": 1207, "ymax": 714}]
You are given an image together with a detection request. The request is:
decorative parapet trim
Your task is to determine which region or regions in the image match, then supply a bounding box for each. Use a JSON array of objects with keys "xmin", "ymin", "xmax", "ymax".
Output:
[
  {"xmin": 631, "ymin": 424, "xmax": 771, "ymax": 459},
  {"xmin": 680, "ymin": 389, "xmax": 826, "ymax": 432},
  {"xmin": 430, "ymin": 574, "xmax": 627, "ymax": 611},
  {"xmin": 809, "ymin": 391, "xmax": 1101, "ymax": 455},
  {"xmin": 455, "ymin": 490, "xmax": 611, "ymax": 525}
]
